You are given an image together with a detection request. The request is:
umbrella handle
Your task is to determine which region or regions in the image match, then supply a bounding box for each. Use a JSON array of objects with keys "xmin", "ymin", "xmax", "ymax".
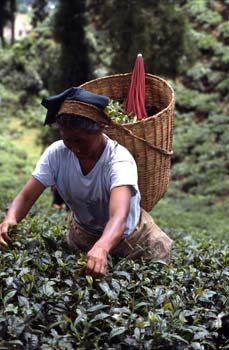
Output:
[{"xmin": 108, "ymin": 122, "xmax": 173, "ymax": 156}]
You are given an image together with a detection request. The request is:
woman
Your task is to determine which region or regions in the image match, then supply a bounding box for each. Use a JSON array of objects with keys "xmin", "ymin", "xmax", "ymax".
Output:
[{"xmin": 0, "ymin": 87, "xmax": 172, "ymax": 277}]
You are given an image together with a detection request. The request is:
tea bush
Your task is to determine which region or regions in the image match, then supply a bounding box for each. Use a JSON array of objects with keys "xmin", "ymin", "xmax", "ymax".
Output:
[
  {"xmin": 195, "ymin": 32, "xmax": 223, "ymax": 55},
  {"xmin": 174, "ymin": 83, "xmax": 219, "ymax": 114},
  {"xmin": 211, "ymin": 46, "xmax": 229, "ymax": 70},
  {"xmin": 0, "ymin": 213, "xmax": 228, "ymax": 350},
  {"xmin": 184, "ymin": 0, "xmax": 222, "ymax": 29},
  {"xmin": 218, "ymin": 22, "xmax": 229, "ymax": 44},
  {"xmin": 215, "ymin": 78, "xmax": 229, "ymax": 97},
  {"xmin": 0, "ymin": 135, "xmax": 29, "ymax": 206}
]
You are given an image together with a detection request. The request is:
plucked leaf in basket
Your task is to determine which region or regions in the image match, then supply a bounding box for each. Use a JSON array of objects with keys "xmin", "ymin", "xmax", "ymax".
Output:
[{"xmin": 105, "ymin": 99, "xmax": 137, "ymax": 124}]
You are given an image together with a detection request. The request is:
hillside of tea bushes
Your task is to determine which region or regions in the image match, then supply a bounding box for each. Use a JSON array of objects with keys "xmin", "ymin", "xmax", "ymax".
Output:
[
  {"xmin": 152, "ymin": 0, "xmax": 229, "ymax": 238},
  {"xmin": 0, "ymin": 0, "xmax": 228, "ymax": 349}
]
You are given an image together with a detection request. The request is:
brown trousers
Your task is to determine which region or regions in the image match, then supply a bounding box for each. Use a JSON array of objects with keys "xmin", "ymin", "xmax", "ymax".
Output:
[{"xmin": 66, "ymin": 209, "xmax": 173, "ymax": 262}]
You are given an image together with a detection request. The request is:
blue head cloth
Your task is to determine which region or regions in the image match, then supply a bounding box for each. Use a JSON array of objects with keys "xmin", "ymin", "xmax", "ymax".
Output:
[{"xmin": 42, "ymin": 87, "xmax": 109, "ymax": 125}]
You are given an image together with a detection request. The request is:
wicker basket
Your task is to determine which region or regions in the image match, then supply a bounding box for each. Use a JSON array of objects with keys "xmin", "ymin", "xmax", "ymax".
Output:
[{"xmin": 80, "ymin": 73, "xmax": 175, "ymax": 212}]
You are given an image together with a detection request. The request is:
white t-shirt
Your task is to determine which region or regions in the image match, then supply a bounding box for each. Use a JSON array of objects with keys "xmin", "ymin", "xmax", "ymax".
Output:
[{"xmin": 32, "ymin": 137, "xmax": 141, "ymax": 237}]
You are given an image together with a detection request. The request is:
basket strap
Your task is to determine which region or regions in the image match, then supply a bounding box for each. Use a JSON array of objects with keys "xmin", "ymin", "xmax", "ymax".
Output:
[{"xmin": 110, "ymin": 122, "xmax": 173, "ymax": 156}]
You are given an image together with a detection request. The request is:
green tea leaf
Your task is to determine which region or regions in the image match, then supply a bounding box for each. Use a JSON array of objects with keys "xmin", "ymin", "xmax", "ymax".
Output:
[
  {"xmin": 90, "ymin": 312, "xmax": 110, "ymax": 323},
  {"xmin": 3, "ymin": 290, "xmax": 17, "ymax": 304},
  {"xmin": 109, "ymin": 326, "xmax": 126, "ymax": 339}
]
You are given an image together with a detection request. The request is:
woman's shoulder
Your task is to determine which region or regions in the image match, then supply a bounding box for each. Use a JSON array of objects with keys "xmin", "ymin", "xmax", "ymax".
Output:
[
  {"xmin": 106, "ymin": 136, "xmax": 135, "ymax": 162},
  {"xmin": 46, "ymin": 140, "xmax": 66, "ymax": 152},
  {"xmin": 42, "ymin": 140, "xmax": 69, "ymax": 160}
]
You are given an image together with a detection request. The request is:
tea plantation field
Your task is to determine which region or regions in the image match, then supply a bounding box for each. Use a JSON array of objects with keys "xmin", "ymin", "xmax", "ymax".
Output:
[
  {"xmin": 0, "ymin": 0, "xmax": 228, "ymax": 348},
  {"xmin": 0, "ymin": 99, "xmax": 228, "ymax": 350},
  {"xmin": 0, "ymin": 210, "xmax": 228, "ymax": 350}
]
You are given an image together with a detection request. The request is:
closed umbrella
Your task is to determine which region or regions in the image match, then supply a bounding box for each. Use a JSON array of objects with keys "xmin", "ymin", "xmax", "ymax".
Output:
[{"xmin": 125, "ymin": 53, "xmax": 148, "ymax": 120}]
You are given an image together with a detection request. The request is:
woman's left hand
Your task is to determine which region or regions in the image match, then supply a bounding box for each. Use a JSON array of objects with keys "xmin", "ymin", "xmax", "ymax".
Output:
[{"xmin": 86, "ymin": 244, "xmax": 108, "ymax": 278}]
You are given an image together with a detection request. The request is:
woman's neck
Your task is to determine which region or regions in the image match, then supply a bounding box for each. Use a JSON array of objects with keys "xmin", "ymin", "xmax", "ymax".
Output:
[{"xmin": 79, "ymin": 134, "xmax": 107, "ymax": 175}]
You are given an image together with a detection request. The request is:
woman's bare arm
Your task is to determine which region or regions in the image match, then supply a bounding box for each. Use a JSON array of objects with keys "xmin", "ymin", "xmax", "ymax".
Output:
[{"xmin": 86, "ymin": 185, "xmax": 132, "ymax": 277}]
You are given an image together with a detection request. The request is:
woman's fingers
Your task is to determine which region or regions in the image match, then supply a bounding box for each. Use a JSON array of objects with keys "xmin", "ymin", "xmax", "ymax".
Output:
[
  {"xmin": 0, "ymin": 222, "xmax": 12, "ymax": 247},
  {"xmin": 86, "ymin": 255, "xmax": 107, "ymax": 278}
]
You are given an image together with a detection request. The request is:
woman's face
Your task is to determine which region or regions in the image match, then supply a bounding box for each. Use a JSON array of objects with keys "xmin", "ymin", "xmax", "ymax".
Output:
[{"xmin": 59, "ymin": 127, "xmax": 102, "ymax": 160}]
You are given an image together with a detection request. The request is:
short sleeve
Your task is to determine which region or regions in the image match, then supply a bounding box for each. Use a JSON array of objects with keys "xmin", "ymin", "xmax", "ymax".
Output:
[
  {"xmin": 107, "ymin": 146, "xmax": 139, "ymax": 196},
  {"xmin": 32, "ymin": 146, "xmax": 56, "ymax": 187}
]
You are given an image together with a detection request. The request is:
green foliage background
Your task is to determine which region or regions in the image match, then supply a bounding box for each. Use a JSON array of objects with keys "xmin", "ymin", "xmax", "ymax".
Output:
[{"xmin": 0, "ymin": 0, "xmax": 228, "ymax": 349}]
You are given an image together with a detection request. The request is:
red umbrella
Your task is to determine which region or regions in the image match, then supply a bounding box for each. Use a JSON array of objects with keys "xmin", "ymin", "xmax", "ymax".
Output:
[{"xmin": 125, "ymin": 53, "xmax": 148, "ymax": 120}]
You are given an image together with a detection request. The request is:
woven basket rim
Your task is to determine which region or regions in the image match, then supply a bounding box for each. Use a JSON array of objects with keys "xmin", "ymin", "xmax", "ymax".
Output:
[{"xmin": 80, "ymin": 72, "xmax": 175, "ymax": 126}]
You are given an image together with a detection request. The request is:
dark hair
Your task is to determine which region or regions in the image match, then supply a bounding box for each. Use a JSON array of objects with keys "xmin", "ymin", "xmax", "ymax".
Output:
[{"xmin": 55, "ymin": 114, "xmax": 101, "ymax": 133}]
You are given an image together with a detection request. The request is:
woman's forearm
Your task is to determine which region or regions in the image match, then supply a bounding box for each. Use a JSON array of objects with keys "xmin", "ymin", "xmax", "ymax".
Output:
[
  {"xmin": 95, "ymin": 215, "xmax": 126, "ymax": 253},
  {"xmin": 4, "ymin": 193, "xmax": 35, "ymax": 224},
  {"xmin": 3, "ymin": 177, "xmax": 45, "ymax": 225}
]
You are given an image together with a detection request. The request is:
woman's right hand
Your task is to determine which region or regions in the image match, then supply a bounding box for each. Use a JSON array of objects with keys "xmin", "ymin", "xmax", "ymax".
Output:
[
  {"xmin": 0, "ymin": 221, "xmax": 14, "ymax": 247},
  {"xmin": 0, "ymin": 177, "xmax": 46, "ymax": 248}
]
